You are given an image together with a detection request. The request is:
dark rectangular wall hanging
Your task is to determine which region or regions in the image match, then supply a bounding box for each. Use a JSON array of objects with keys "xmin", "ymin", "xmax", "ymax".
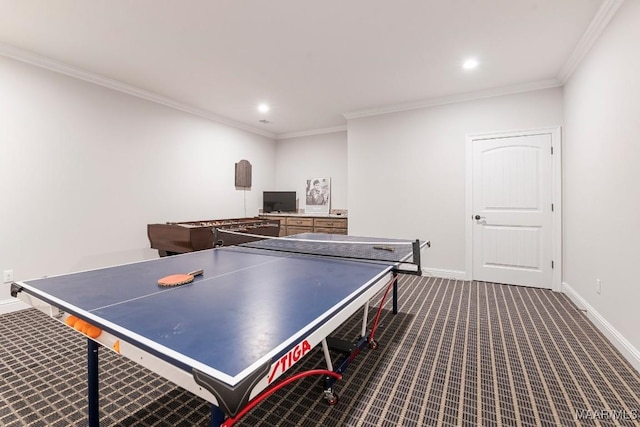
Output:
[{"xmin": 235, "ymin": 159, "xmax": 252, "ymax": 188}]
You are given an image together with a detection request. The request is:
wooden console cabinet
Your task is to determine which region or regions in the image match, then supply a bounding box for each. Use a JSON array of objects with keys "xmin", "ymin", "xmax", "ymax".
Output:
[{"xmin": 260, "ymin": 215, "xmax": 347, "ymax": 236}]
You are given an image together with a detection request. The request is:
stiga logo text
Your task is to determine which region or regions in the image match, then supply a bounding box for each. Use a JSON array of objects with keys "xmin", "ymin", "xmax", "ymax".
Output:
[{"xmin": 268, "ymin": 340, "xmax": 312, "ymax": 383}]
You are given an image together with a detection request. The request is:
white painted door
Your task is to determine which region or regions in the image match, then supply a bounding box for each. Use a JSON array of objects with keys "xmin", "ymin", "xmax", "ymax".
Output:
[{"xmin": 472, "ymin": 133, "xmax": 553, "ymax": 288}]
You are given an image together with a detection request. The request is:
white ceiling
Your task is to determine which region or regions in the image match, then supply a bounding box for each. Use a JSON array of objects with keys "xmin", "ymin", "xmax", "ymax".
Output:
[{"xmin": 0, "ymin": 0, "xmax": 609, "ymax": 138}]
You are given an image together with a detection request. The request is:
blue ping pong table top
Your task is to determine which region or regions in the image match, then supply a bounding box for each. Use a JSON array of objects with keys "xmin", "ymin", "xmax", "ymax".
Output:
[{"xmin": 19, "ymin": 233, "xmax": 415, "ymax": 385}]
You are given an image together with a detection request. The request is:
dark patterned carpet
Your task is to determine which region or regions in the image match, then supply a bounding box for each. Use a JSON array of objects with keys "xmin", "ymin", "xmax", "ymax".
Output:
[{"xmin": 1, "ymin": 276, "xmax": 639, "ymax": 426}]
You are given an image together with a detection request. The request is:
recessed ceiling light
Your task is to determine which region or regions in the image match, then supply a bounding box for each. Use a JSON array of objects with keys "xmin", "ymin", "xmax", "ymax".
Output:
[
  {"xmin": 258, "ymin": 103, "xmax": 270, "ymax": 113},
  {"xmin": 462, "ymin": 58, "xmax": 479, "ymax": 70}
]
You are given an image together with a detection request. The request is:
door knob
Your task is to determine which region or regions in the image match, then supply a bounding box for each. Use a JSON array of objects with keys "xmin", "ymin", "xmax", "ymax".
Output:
[{"xmin": 474, "ymin": 215, "xmax": 485, "ymax": 220}]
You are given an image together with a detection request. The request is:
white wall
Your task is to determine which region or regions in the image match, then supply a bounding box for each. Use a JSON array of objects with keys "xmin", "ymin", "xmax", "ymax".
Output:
[
  {"xmin": 347, "ymin": 88, "xmax": 563, "ymax": 274},
  {"xmin": 563, "ymin": 0, "xmax": 640, "ymax": 357},
  {"xmin": 0, "ymin": 56, "xmax": 276, "ymax": 302},
  {"xmin": 275, "ymin": 131, "xmax": 348, "ymax": 211}
]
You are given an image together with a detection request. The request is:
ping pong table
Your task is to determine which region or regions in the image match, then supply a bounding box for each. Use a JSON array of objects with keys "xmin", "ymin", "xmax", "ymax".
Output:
[{"xmin": 11, "ymin": 232, "xmax": 427, "ymax": 426}]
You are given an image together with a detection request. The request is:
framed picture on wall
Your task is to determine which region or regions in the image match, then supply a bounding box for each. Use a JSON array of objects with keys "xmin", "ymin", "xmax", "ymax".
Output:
[{"xmin": 305, "ymin": 178, "xmax": 330, "ymax": 214}]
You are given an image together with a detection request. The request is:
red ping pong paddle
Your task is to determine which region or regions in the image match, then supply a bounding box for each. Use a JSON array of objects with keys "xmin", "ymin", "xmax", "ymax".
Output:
[{"xmin": 157, "ymin": 269, "xmax": 204, "ymax": 287}]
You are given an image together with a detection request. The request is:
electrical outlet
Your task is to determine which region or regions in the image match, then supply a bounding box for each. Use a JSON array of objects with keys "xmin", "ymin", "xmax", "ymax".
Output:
[
  {"xmin": 3, "ymin": 270, "xmax": 13, "ymax": 283},
  {"xmin": 596, "ymin": 279, "xmax": 601, "ymax": 295}
]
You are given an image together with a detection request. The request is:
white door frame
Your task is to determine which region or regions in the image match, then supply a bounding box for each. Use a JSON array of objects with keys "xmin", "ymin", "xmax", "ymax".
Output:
[{"xmin": 465, "ymin": 126, "xmax": 562, "ymax": 291}]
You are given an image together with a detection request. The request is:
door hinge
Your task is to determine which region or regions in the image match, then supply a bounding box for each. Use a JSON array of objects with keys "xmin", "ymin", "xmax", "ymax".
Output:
[
  {"xmin": 551, "ymin": 260, "xmax": 554, "ymax": 269},
  {"xmin": 551, "ymin": 203, "xmax": 554, "ymax": 212},
  {"xmin": 551, "ymin": 146, "xmax": 554, "ymax": 155}
]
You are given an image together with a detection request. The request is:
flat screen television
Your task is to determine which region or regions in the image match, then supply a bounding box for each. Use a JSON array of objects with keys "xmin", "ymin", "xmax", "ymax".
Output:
[{"xmin": 263, "ymin": 191, "xmax": 297, "ymax": 213}]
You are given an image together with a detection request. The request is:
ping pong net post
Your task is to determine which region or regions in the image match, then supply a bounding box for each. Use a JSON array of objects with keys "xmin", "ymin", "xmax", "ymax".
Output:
[{"xmin": 213, "ymin": 228, "xmax": 426, "ymax": 275}]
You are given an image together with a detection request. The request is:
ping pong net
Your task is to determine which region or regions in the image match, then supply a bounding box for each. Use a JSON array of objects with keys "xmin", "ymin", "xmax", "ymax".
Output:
[{"xmin": 214, "ymin": 229, "xmax": 424, "ymax": 275}]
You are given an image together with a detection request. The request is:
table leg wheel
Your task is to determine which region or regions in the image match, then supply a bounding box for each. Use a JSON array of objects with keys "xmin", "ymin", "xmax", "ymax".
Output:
[
  {"xmin": 325, "ymin": 392, "xmax": 339, "ymax": 406},
  {"xmin": 368, "ymin": 339, "xmax": 379, "ymax": 350}
]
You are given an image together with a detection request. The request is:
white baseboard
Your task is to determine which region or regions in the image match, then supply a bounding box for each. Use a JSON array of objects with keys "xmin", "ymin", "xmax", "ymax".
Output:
[
  {"xmin": 562, "ymin": 281, "xmax": 640, "ymax": 373},
  {"xmin": 422, "ymin": 268, "xmax": 467, "ymax": 280},
  {"xmin": 0, "ymin": 298, "xmax": 30, "ymax": 315}
]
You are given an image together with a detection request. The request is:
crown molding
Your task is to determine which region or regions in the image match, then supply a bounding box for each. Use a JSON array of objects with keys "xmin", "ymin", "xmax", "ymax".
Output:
[
  {"xmin": 343, "ymin": 78, "xmax": 562, "ymax": 120},
  {"xmin": 0, "ymin": 42, "xmax": 276, "ymax": 139},
  {"xmin": 557, "ymin": 0, "xmax": 624, "ymax": 84},
  {"xmin": 276, "ymin": 125, "xmax": 347, "ymax": 140}
]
